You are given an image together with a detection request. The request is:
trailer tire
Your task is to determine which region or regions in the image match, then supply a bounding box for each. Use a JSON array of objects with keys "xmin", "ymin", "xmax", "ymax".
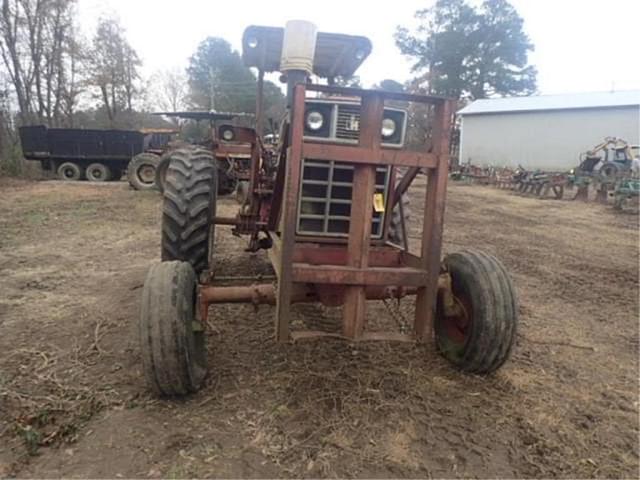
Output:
[
  {"xmin": 139, "ymin": 260, "xmax": 207, "ymax": 396},
  {"xmin": 435, "ymin": 249, "xmax": 518, "ymax": 374},
  {"xmin": 388, "ymin": 194, "xmax": 410, "ymax": 246},
  {"xmin": 154, "ymin": 154, "xmax": 171, "ymax": 193},
  {"xmin": 86, "ymin": 163, "xmax": 112, "ymax": 182},
  {"xmin": 128, "ymin": 153, "xmax": 160, "ymax": 190},
  {"xmin": 57, "ymin": 162, "xmax": 83, "ymax": 181},
  {"xmin": 161, "ymin": 147, "xmax": 217, "ymax": 274}
]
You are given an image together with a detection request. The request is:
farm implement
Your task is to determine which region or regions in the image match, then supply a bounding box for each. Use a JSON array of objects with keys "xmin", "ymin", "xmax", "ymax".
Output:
[
  {"xmin": 514, "ymin": 171, "xmax": 568, "ymax": 199},
  {"xmin": 613, "ymin": 178, "xmax": 640, "ymax": 211}
]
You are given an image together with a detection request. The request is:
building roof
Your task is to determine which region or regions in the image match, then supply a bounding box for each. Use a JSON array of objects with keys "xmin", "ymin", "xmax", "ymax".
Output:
[{"xmin": 457, "ymin": 90, "xmax": 640, "ymax": 115}]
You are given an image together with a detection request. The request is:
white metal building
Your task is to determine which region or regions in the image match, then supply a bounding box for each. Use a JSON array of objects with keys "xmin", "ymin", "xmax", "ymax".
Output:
[{"xmin": 457, "ymin": 90, "xmax": 640, "ymax": 170}]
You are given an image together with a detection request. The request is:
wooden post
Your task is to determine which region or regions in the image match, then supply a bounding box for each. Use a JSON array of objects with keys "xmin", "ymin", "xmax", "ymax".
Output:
[
  {"xmin": 342, "ymin": 93, "xmax": 384, "ymax": 339},
  {"xmin": 414, "ymin": 99, "xmax": 454, "ymax": 340},
  {"xmin": 274, "ymin": 84, "xmax": 306, "ymax": 342}
]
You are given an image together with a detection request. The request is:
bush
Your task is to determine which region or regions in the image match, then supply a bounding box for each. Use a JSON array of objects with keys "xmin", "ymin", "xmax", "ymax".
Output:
[{"xmin": 0, "ymin": 143, "xmax": 42, "ymax": 179}]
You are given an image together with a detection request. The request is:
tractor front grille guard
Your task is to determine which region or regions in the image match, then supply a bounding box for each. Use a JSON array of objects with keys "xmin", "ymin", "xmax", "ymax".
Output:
[
  {"xmin": 200, "ymin": 83, "xmax": 455, "ymax": 343},
  {"xmin": 297, "ymin": 159, "xmax": 390, "ymax": 238}
]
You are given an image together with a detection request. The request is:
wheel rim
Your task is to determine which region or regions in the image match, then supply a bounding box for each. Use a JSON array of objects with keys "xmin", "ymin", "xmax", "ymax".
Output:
[
  {"xmin": 138, "ymin": 165, "xmax": 155, "ymax": 184},
  {"xmin": 442, "ymin": 293, "xmax": 473, "ymax": 347},
  {"xmin": 63, "ymin": 167, "xmax": 76, "ymax": 179},
  {"xmin": 188, "ymin": 284, "xmax": 207, "ymax": 389},
  {"xmin": 92, "ymin": 169, "xmax": 102, "ymax": 180}
]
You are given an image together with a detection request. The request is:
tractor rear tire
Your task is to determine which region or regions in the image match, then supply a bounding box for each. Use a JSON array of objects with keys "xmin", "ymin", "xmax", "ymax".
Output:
[
  {"xmin": 599, "ymin": 162, "xmax": 619, "ymax": 180},
  {"xmin": 86, "ymin": 163, "xmax": 111, "ymax": 182},
  {"xmin": 161, "ymin": 147, "xmax": 217, "ymax": 274},
  {"xmin": 154, "ymin": 154, "xmax": 171, "ymax": 194},
  {"xmin": 57, "ymin": 162, "xmax": 83, "ymax": 181},
  {"xmin": 128, "ymin": 153, "xmax": 160, "ymax": 190},
  {"xmin": 388, "ymin": 194, "xmax": 410, "ymax": 246},
  {"xmin": 139, "ymin": 260, "xmax": 207, "ymax": 396},
  {"xmin": 435, "ymin": 249, "xmax": 518, "ymax": 374}
]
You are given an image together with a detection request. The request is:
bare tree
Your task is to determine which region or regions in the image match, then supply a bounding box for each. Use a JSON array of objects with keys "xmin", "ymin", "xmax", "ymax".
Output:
[
  {"xmin": 122, "ymin": 44, "xmax": 140, "ymax": 112},
  {"xmin": 86, "ymin": 16, "xmax": 140, "ymax": 126},
  {"xmin": 0, "ymin": 74, "xmax": 14, "ymax": 152},
  {"xmin": 151, "ymin": 67, "xmax": 187, "ymax": 114},
  {"xmin": 57, "ymin": 29, "xmax": 83, "ymax": 126},
  {"xmin": 0, "ymin": 0, "xmax": 34, "ymax": 122},
  {"xmin": 0, "ymin": 0, "xmax": 79, "ymax": 125}
]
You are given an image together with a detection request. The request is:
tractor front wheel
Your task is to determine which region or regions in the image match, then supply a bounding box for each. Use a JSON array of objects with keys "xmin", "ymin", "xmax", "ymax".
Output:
[
  {"xmin": 139, "ymin": 260, "xmax": 207, "ymax": 396},
  {"xmin": 435, "ymin": 249, "xmax": 518, "ymax": 374}
]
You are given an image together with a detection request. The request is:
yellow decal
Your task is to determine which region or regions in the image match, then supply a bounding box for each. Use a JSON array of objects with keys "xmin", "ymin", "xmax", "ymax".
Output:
[{"xmin": 373, "ymin": 193, "xmax": 385, "ymax": 213}]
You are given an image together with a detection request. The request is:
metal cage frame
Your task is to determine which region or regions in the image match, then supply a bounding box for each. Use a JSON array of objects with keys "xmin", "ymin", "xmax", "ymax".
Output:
[{"xmin": 199, "ymin": 82, "xmax": 455, "ymax": 344}]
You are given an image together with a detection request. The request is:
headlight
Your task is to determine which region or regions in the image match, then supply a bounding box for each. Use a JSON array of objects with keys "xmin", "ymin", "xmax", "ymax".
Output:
[
  {"xmin": 381, "ymin": 118, "xmax": 396, "ymax": 138},
  {"xmin": 222, "ymin": 129, "xmax": 234, "ymax": 141},
  {"xmin": 306, "ymin": 111, "xmax": 324, "ymax": 131}
]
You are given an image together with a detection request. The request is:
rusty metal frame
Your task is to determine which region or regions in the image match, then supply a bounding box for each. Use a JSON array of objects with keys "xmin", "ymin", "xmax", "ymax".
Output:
[
  {"xmin": 266, "ymin": 83, "xmax": 454, "ymax": 342},
  {"xmin": 199, "ymin": 82, "xmax": 454, "ymax": 344}
]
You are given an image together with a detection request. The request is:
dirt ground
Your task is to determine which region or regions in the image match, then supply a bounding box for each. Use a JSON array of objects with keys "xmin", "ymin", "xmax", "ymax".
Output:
[{"xmin": 0, "ymin": 177, "xmax": 638, "ymax": 479}]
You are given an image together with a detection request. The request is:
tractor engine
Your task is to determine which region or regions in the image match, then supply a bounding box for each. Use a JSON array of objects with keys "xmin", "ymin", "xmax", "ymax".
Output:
[{"xmin": 298, "ymin": 99, "xmax": 407, "ymax": 238}]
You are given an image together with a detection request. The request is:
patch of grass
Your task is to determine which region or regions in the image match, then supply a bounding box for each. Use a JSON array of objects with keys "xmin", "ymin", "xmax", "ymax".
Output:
[
  {"xmin": 166, "ymin": 463, "xmax": 194, "ymax": 479},
  {"xmin": 0, "ymin": 144, "xmax": 42, "ymax": 179},
  {"xmin": 0, "ymin": 144, "xmax": 25, "ymax": 177},
  {"xmin": 17, "ymin": 425, "xmax": 41, "ymax": 456},
  {"xmin": 25, "ymin": 211, "xmax": 48, "ymax": 225}
]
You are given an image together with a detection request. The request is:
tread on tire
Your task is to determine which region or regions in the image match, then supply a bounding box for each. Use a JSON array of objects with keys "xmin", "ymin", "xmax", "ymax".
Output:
[
  {"xmin": 139, "ymin": 260, "xmax": 207, "ymax": 396},
  {"xmin": 435, "ymin": 249, "xmax": 518, "ymax": 374},
  {"xmin": 388, "ymin": 194, "xmax": 410, "ymax": 246},
  {"xmin": 161, "ymin": 147, "xmax": 217, "ymax": 274}
]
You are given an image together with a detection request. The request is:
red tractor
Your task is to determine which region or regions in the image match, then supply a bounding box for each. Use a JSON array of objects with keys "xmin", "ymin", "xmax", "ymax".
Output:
[
  {"xmin": 140, "ymin": 22, "xmax": 518, "ymax": 396},
  {"xmin": 151, "ymin": 111, "xmax": 257, "ymax": 199}
]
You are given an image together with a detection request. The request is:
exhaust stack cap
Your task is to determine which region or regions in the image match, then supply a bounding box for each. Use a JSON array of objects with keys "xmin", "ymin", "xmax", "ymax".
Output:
[{"xmin": 280, "ymin": 20, "xmax": 317, "ymax": 74}]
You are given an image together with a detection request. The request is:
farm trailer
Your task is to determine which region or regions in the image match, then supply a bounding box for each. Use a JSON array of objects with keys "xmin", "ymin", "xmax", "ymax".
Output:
[
  {"xmin": 18, "ymin": 125, "xmax": 175, "ymax": 189},
  {"xmin": 140, "ymin": 21, "xmax": 518, "ymax": 396}
]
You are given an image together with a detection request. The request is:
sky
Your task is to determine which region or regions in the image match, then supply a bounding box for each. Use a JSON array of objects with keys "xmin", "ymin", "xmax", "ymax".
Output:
[{"xmin": 77, "ymin": 0, "xmax": 640, "ymax": 96}]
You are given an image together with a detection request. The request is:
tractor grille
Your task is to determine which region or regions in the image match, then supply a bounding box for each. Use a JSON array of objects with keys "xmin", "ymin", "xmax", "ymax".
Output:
[
  {"xmin": 297, "ymin": 159, "xmax": 389, "ymax": 238},
  {"xmin": 335, "ymin": 104, "xmax": 361, "ymax": 141}
]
